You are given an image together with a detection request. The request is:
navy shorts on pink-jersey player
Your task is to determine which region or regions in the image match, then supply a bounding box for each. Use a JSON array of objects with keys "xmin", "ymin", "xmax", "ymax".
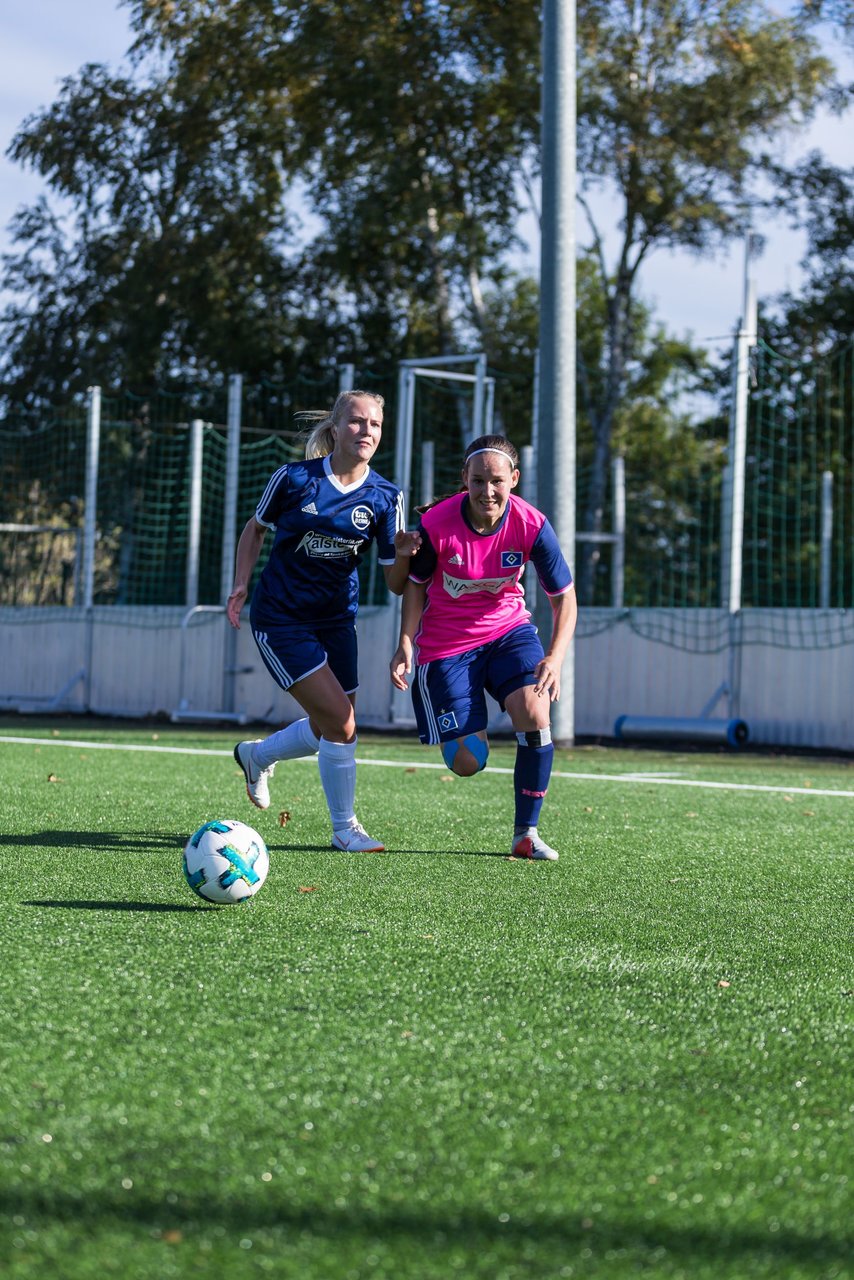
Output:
[
  {"xmin": 411, "ymin": 623, "xmax": 544, "ymax": 745},
  {"xmin": 250, "ymin": 618, "xmax": 359, "ymax": 694}
]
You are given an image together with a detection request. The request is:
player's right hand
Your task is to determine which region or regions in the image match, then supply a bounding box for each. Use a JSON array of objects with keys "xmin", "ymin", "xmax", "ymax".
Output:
[{"xmin": 226, "ymin": 586, "xmax": 247, "ymax": 629}]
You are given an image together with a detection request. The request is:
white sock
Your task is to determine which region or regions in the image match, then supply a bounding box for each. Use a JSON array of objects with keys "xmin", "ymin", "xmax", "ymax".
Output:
[
  {"xmin": 317, "ymin": 737, "xmax": 358, "ymax": 830},
  {"xmin": 253, "ymin": 718, "xmax": 319, "ymax": 770}
]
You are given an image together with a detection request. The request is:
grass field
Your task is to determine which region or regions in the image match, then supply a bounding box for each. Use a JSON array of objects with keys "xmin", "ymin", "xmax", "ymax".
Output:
[{"xmin": 1, "ymin": 719, "xmax": 852, "ymax": 1280}]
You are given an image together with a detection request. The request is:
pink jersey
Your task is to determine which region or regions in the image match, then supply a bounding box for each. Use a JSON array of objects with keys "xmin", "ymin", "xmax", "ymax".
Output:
[{"xmin": 408, "ymin": 493, "xmax": 573, "ymax": 663}]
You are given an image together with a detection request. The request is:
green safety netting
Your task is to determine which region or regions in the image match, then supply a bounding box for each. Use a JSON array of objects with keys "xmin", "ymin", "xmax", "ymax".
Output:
[{"xmin": 1, "ymin": 342, "xmax": 851, "ymax": 650}]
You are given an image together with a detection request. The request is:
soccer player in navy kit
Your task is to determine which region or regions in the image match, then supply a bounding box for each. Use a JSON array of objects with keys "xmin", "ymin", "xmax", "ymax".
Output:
[
  {"xmin": 390, "ymin": 435, "xmax": 576, "ymax": 861},
  {"xmin": 228, "ymin": 390, "xmax": 419, "ymax": 852}
]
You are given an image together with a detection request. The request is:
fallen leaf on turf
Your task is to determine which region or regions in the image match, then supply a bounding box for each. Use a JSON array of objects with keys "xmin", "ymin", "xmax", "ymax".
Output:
[
  {"xmin": 298, "ymin": 886, "xmax": 317, "ymax": 893},
  {"xmin": 804, "ymin": 780, "xmax": 813, "ymax": 788},
  {"xmin": 583, "ymin": 806, "xmax": 593, "ymax": 813},
  {"xmin": 163, "ymin": 1230, "xmax": 182, "ymax": 1244},
  {"xmin": 439, "ymin": 774, "xmax": 454, "ymax": 782},
  {"xmin": 802, "ymin": 810, "xmax": 815, "ymax": 817},
  {"xmin": 717, "ymin": 979, "xmax": 731, "ymax": 988},
  {"xmin": 685, "ymin": 811, "xmax": 698, "ymax": 818},
  {"xmin": 405, "ymin": 767, "xmax": 417, "ymax": 774},
  {"xmin": 505, "ymin": 855, "xmax": 518, "ymax": 861},
  {"xmin": 783, "ymin": 795, "xmax": 794, "ymax": 802},
  {"xmin": 278, "ymin": 810, "xmax": 291, "ymax": 826},
  {"xmin": 47, "ymin": 774, "xmax": 62, "ymax": 783}
]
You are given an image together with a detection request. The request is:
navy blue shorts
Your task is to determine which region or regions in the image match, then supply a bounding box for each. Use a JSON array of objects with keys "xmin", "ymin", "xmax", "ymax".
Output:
[
  {"xmin": 411, "ymin": 624, "xmax": 544, "ymax": 745},
  {"xmin": 250, "ymin": 617, "xmax": 358, "ymax": 694}
]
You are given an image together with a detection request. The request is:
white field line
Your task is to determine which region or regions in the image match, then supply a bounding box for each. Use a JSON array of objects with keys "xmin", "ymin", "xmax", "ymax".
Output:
[{"xmin": 2, "ymin": 734, "xmax": 852, "ymax": 799}]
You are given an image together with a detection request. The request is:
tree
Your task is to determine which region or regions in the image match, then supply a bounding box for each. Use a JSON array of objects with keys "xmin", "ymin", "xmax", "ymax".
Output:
[
  {"xmin": 123, "ymin": 0, "xmax": 541, "ymax": 359},
  {"xmin": 768, "ymin": 153, "xmax": 854, "ymax": 353},
  {"xmin": 2, "ymin": 60, "xmax": 307, "ymax": 402},
  {"xmin": 1, "ymin": 1, "xmax": 843, "ymax": 510},
  {"xmin": 569, "ymin": 0, "xmax": 834, "ymax": 600}
]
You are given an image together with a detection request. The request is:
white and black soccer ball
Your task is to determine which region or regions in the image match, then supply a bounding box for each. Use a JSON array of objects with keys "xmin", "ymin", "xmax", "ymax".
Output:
[{"xmin": 183, "ymin": 819, "xmax": 269, "ymax": 904}]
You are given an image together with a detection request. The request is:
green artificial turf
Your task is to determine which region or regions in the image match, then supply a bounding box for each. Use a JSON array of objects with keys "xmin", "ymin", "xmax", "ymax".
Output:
[{"xmin": 1, "ymin": 720, "xmax": 851, "ymax": 1279}]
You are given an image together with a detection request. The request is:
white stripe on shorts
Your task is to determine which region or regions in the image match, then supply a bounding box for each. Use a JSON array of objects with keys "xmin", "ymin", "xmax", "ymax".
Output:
[
  {"xmin": 416, "ymin": 662, "xmax": 442, "ymax": 745},
  {"xmin": 254, "ymin": 628, "xmax": 295, "ymax": 691}
]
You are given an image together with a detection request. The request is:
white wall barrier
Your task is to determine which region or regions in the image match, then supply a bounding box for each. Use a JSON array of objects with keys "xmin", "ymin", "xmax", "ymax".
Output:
[{"xmin": 0, "ymin": 606, "xmax": 851, "ymax": 751}]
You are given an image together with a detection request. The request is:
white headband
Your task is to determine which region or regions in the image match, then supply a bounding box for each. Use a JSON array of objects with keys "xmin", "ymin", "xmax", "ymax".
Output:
[{"xmin": 466, "ymin": 447, "xmax": 516, "ymax": 461}]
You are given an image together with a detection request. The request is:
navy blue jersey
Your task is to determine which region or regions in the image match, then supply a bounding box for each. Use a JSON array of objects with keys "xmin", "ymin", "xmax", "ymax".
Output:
[{"xmin": 250, "ymin": 456, "xmax": 404, "ymax": 625}]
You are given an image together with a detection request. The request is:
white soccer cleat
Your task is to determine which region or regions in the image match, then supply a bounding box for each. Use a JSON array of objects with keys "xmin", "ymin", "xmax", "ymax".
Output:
[
  {"xmin": 331, "ymin": 821, "xmax": 385, "ymax": 852},
  {"xmin": 511, "ymin": 831, "xmax": 559, "ymax": 862},
  {"xmin": 233, "ymin": 740, "xmax": 276, "ymax": 810}
]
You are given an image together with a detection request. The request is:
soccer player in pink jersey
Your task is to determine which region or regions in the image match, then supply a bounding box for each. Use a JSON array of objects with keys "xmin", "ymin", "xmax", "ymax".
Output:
[{"xmin": 389, "ymin": 434, "xmax": 577, "ymax": 860}]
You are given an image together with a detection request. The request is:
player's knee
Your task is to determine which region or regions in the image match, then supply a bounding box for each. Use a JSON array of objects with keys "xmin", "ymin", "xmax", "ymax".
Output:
[
  {"xmin": 441, "ymin": 735, "xmax": 489, "ymax": 776},
  {"xmin": 315, "ymin": 707, "xmax": 356, "ymax": 742}
]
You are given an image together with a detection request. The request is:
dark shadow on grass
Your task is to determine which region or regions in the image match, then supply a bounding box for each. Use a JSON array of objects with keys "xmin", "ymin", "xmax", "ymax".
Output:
[
  {"xmin": 1, "ymin": 1186, "xmax": 850, "ymax": 1269},
  {"xmin": 270, "ymin": 844, "xmax": 513, "ymax": 859},
  {"xmin": 9, "ymin": 830, "xmax": 182, "ymax": 852},
  {"xmin": 22, "ymin": 899, "xmax": 212, "ymax": 913},
  {"xmin": 383, "ymin": 847, "xmax": 516, "ymax": 859}
]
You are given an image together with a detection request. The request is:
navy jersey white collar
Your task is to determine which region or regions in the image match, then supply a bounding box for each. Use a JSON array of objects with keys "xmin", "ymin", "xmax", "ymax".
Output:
[{"xmin": 323, "ymin": 454, "xmax": 372, "ymax": 495}]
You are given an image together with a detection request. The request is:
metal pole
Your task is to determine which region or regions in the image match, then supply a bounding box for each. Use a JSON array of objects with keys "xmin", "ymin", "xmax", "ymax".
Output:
[
  {"xmin": 221, "ymin": 375, "xmax": 243, "ymax": 716},
  {"xmin": 82, "ymin": 386, "xmax": 101, "ymax": 609},
  {"xmin": 420, "ymin": 440, "xmax": 435, "ymax": 508},
  {"xmin": 220, "ymin": 374, "xmax": 243, "ymax": 606},
  {"xmin": 484, "ymin": 378, "xmax": 495, "ymax": 436},
  {"xmin": 531, "ymin": 349, "xmax": 541, "ymax": 479},
  {"xmin": 402, "ymin": 368, "xmax": 416, "ymax": 506},
  {"xmin": 394, "ymin": 362, "xmax": 410, "ymax": 494},
  {"xmin": 728, "ymin": 241, "xmax": 757, "ymax": 613},
  {"xmin": 338, "ymin": 362, "xmax": 356, "ymax": 393},
  {"xmin": 520, "ymin": 445, "xmax": 536, "ymax": 505},
  {"xmin": 186, "ymin": 419, "xmax": 204, "ymax": 608},
  {"xmin": 611, "ymin": 454, "xmax": 625, "ymax": 608},
  {"xmin": 820, "ymin": 469, "xmax": 833, "ymax": 608},
  {"xmin": 390, "ymin": 362, "xmax": 416, "ymax": 725},
  {"xmin": 472, "ymin": 353, "xmax": 487, "ymax": 444},
  {"xmin": 537, "ymin": 0, "xmax": 576, "ymax": 746},
  {"xmin": 719, "ymin": 432, "xmax": 734, "ymax": 606},
  {"xmin": 521, "ymin": 444, "xmax": 538, "ymax": 615}
]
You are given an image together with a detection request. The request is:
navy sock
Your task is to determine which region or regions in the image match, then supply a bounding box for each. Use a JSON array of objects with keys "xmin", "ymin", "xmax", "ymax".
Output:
[{"xmin": 513, "ymin": 742, "xmax": 554, "ymax": 829}]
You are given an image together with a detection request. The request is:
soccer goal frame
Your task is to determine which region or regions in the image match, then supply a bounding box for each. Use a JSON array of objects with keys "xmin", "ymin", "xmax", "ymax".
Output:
[{"xmin": 392, "ymin": 354, "xmax": 495, "ymax": 504}]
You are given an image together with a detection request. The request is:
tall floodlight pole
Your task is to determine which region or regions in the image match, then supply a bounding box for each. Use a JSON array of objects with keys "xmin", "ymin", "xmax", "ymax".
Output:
[
  {"xmin": 726, "ymin": 238, "xmax": 758, "ymax": 613},
  {"xmin": 537, "ymin": 0, "xmax": 576, "ymax": 745}
]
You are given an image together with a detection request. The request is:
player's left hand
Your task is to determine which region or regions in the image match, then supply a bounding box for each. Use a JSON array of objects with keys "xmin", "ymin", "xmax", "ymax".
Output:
[
  {"xmin": 394, "ymin": 529, "xmax": 422, "ymax": 557},
  {"xmin": 389, "ymin": 642, "xmax": 412, "ymax": 690},
  {"xmin": 533, "ymin": 659, "xmax": 561, "ymax": 702}
]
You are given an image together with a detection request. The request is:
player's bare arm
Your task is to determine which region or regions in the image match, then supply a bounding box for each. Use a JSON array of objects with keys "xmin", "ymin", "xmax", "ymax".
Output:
[
  {"xmin": 390, "ymin": 579, "xmax": 427, "ymax": 689},
  {"xmin": 533, "ymin": 585, "xmax": 578, "ymax": 701},
  {"xmin": 227, "ymin": 516, "xmax": 268, "ymax": 628}
]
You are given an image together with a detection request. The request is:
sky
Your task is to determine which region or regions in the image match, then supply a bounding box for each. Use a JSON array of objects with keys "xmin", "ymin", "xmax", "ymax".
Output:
[{"xmin": 1, "ymin": 0, "xmax": 852, "ymax": 359}]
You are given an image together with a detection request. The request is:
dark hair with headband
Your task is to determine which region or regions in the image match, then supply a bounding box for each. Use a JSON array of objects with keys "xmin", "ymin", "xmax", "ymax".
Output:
[
  {"xmin": 463, "ymin": 435, "xmax": 520, "ymax": 470},
  {"xmin": 416, "ymin": 434, "xmax": 521, "ymax": 513}
]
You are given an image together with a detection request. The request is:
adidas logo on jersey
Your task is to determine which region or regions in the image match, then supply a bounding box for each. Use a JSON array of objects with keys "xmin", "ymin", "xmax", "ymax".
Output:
[
  {"xmin": 301, "ymin": 502, "xmax": 319, "ymax": 515},
  {"xmin": 448, "ymin": 553, "xmax": 463, "ymax": 565}
]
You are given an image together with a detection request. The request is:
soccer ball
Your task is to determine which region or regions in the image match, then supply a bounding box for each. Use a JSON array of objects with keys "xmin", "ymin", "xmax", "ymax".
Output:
[{"xmin": 182, "ymin": 819, "xmax": 269, "ymax": 904}]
